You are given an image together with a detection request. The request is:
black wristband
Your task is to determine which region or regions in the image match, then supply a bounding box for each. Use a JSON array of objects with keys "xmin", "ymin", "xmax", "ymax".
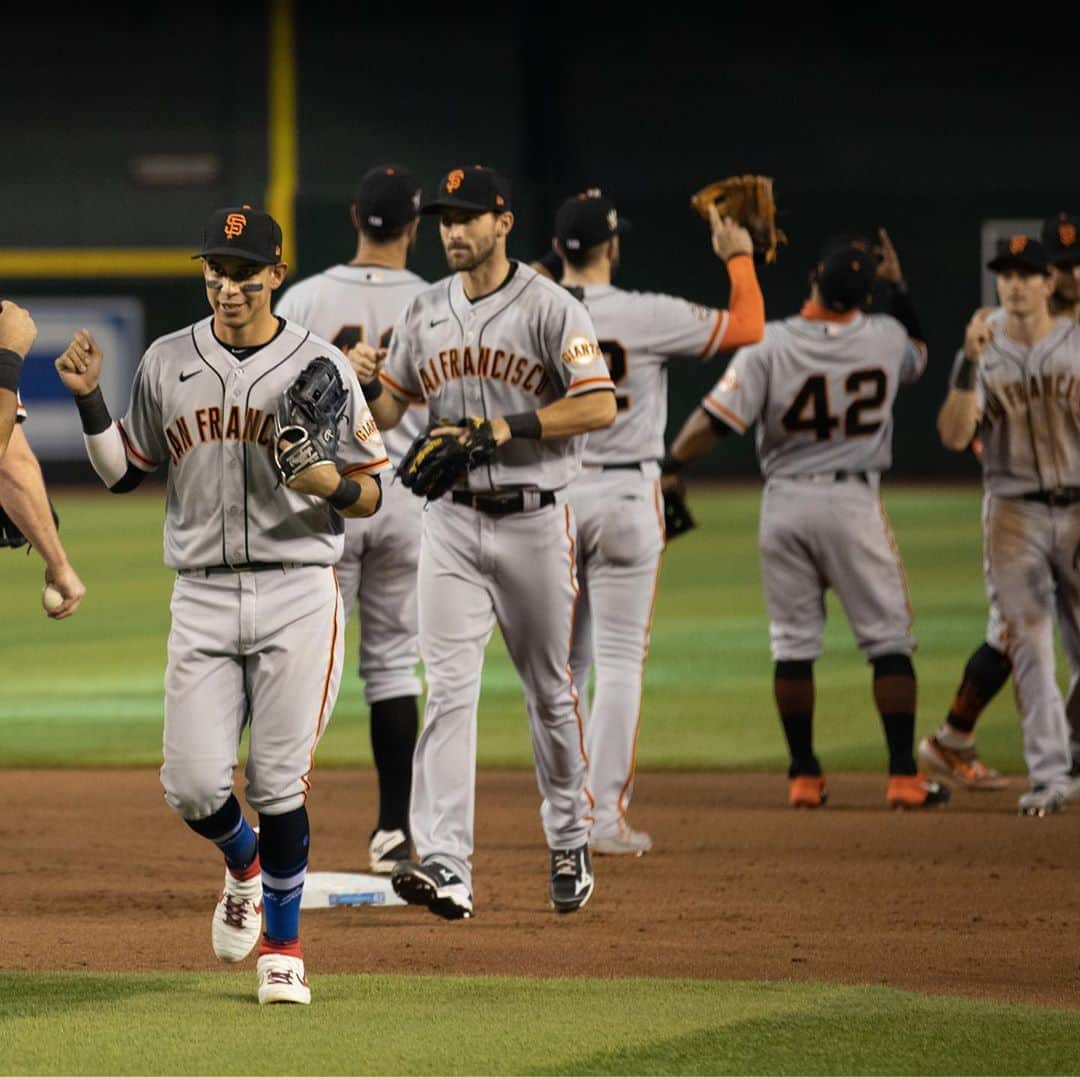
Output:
[
  {"xmin": 661, "ymin": 454, "xmax": 683, "ymax": 475},
  {"xmin": 505, "ymin": 411, "xmax": 542, "ymax": 439},
  {"xmin": 361, "ymin": 376, "xmax": 383, "ymax": 402},
  {"xmin": 0, "ymin": 348, "xmax": 23, "ymax": 394},
  {"xmin": 328, "ymin": 475, "xmax": 363, "ymax": 511},
  {"xmin": 954, "ymin": 357, "xmax": 976, "ymax": 391},
  {"xmin": 74, "ymin": 385, "xmax": 114, "ymax": 435}
]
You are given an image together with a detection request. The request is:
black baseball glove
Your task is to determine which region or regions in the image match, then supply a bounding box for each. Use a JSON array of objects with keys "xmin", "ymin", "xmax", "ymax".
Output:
[
  {"xmin": 662, "ymin": 485, "xmax": 695, "ymax": 540},
  {"xmin": 0, "ymin": 499, "xmax": 59, "ymax": 553},
  {"xmin": 273, "ymin": 356, "xmax": 349, "ymax": 488},
  {"xmin": 397, "ymin": 416, "xmax": 498, "ymax": 501}
]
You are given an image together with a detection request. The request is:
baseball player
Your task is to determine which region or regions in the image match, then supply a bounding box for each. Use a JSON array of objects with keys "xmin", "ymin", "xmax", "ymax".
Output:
[
  {"xmin": 275, "ymin": 164, "xmax": 430, "ymax": 874},
  {"xmin": 0, "ymin": 302, "xmax": 38, "ymax": 460},
  {"xmin": 366, "ymin": 164, "xmax": 616, "ymax": 919},
  {"xmin": 920, "ymin": 212, "xmax": 1080, "ymax": 798},
  {"xmin": 54, "ymin": 204, "xmax": 390, "ymax": 1004},
  {"xmin": 549, "ymin": 189, "xmax": 765, "ymax": 855},
  {"xmin": 664, "ymin": 234, "xmax": 950, "ymax": 810},
  {"xmin": 937, "ymin": 234, "xmax": 1080, "ymax": 816}
]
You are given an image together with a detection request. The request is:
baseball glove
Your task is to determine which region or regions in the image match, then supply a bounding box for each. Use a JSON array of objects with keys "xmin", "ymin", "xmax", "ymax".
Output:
[
  {"xmin": 662, "ymin": 486, "xmax": 695, "ymax": 541},
  {"xmin": 396, "ymin": 416, "xmax": 498, "ymax": 501},
  {"xmin": 0, "ymin": 499, "xmax": 59, "ymax": 553},
  {"xmin": 690, "ymin": 174, "xmax": 787, "ymax": 264},
  {"xmin": 273, "ymin": 356, "xmax": 349, "ymax": 488}
]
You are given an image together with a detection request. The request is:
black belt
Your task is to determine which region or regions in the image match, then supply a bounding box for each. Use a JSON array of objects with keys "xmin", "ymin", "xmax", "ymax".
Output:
[
  {"xmin": 599, "ymin": 461, "xmax": 645, "ymax": 471},
  {"xmin": 791, "ymin": 471, "xmax": 870, "ymax": 485},
  {"xmin": 181, "ymin": 561, "xmax": 304, "ymax": 577},
  {"xmin": 1021, "ymin": 487, "xmax": 1080, "ymax": 506},
  {"xmin": 451, "ymin": 490, "xmax": 556, "ymax": 515}
]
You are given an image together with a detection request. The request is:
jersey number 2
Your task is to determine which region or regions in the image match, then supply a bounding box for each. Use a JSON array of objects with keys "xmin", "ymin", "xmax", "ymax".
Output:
[
  {"xmin": 781, "ymin": 369, "xmax": 887, "ymax": 440},
  {"xmin": 599, "ymin": 340, "xmax": 629, "ymax": 411}
]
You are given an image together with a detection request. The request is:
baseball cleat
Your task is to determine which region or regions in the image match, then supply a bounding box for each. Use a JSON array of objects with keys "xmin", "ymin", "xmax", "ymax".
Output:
[
  {"xmin": 917, "ymin": 735, "xmax": 1008, "ymax": 791},
  {"xmin": 886, "ymin": 774, "xmax": 951, "ymax": 810},
  {"xmin": 257, "ymin": 953, "xmax": 311, "ymax": 1005},
  {"xmin": 788, "ymin": 774, "xmax": 828, "ymax": 809},
  {"xmin": 1065, "ymin": 761, "xmax": 1080, "ymax": 803},
  {"xmin": 211, "ymin": 864, "xmax": 262, "ymax": 963},
  {"xmin": 1017, "ymin": 786, "xmax": 1068, "ymax": 817},
  {"xmin": 391, "ymin": 859, "xmax": 473, "ymax": 920},
  {"xmin": 590, "ymin": 822, "xmax": 653, "ymax": 857},
  {"xmin": 549, "ymin": 843, "xmax": 594, "ymax": 914},
  {"xmin": 368, "ymin": 828, "xmax": 411, "ymax": 875}
]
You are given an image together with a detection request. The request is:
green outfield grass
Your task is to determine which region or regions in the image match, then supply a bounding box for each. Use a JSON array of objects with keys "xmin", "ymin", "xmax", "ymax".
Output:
[
  {"xmin": 0, "ymin": 482, "xmax": 1041, "ymax": 771},
  {"xmin": 2, "ymin": 972, "xmax": 1078, "ymax": 1076}
]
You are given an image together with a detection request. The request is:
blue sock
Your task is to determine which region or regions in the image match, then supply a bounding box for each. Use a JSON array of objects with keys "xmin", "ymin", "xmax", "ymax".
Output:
[
  {"xmin": 259, "ymin": 807, "xmax": 309, "ymax": 945},
  {"xmin": 185, "ymin": 795, "xmax": 258, "ymax": 872}
]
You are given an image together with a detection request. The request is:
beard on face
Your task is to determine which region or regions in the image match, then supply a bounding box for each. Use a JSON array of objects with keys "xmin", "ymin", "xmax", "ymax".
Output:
[{"xmin": 445, "ymin": 231, "xmax": 496, "ymax": 272}]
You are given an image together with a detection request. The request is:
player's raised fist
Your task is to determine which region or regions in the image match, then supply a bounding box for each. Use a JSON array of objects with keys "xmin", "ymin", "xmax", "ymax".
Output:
[
  {"xmin": 708, "ymin": 206, "xmax": 754, "ymax": 261},
  {"xmin": 0, "ymin": 301, "xmax": 38, "ymax": 358},
  {"xmin": 55, "ymin": 329, "xmax": 104, "ymax": 396},
  {"xmin": 345, "ymin": 340, "xmax": 380, "ymax": 383},
  {"xmin": 963, "ymin": 308, "xmax": 995, "ymax": 361}
]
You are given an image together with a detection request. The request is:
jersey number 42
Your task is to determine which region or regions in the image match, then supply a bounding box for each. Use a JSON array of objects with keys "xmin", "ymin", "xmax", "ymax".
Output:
[{"xmin": 782, "ymin": 369, "xmax": 886, "ymax": 440}]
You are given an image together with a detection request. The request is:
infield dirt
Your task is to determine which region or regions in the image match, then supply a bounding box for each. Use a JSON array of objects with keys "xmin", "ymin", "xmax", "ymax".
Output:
[{"xmin": 4, "ymin": 768, "xmax": 1078, "ymax": 1009}]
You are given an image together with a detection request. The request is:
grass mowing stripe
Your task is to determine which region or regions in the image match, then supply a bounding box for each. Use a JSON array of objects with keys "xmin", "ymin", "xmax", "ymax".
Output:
[{"xmin": 1, "ymin": 974, "xmax": 1077, "ymax": 1076}]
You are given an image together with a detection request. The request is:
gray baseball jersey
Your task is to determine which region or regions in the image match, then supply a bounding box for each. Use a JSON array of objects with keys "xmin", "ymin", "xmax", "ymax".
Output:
[
  {"xmin": 968, "ymin": 317, "xmax": 1080, "ymax": 496},
  {"xmin": 274, "ymin": 265, "xmax": 430, "ymax": 464},
  {"xmin": 117, "ymin": 316, "xmax": 390, "ymax": 569},
  {"xmin": 574, "ymin": 285, "xmax": 731, "ymax": 465},
  {"xmin": 381, "ymin": 262, "xmax": 614, "ymax": 491},
  {"xmin": 703, "ymin": 311, "xmax": 926, "ymax": 478}
]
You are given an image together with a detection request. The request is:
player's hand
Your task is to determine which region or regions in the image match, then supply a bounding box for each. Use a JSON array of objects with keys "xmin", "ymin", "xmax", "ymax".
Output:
[
  {"xmin": 285, "ymin": 461, "xmax": 342, "ymax": 498},
  {"xmin": 0, "ymin": 301, "xmax": 38, "ymax": 358},
  {"xmin": 44, "ymin": 561, "xmax": 86, "ymax": 620},
  {"xmin": 661, "ymin": 471, "xmax": 685, "ymax": 499},
  {"xmin": 708, "ymin": 206, "xmax": 754, "ymax": 261},
  {"xmin": 874, "ymin": 227, "xmax": 903, "ymax": 285},
  {"xmin": 55, "ymin": 330, "xmax": 104, "ymax": 396},
  {"xmin": 963, "ymin": 308, "xmax": 995, "ymax": 361},
  {"xmin": 345, "ymin": 341, "xmax": 381, "ymax": 384}
]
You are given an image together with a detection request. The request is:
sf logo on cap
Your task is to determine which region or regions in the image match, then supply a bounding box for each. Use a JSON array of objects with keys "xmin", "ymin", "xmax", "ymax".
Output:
[
  {"xmin": 446, "ymin": 170, "xmax": 464, "ymax": 193},
  {"xmin": 1009, "ymin": 235, "xmax": 1028, "ymax": 255},
  {"xmin": 1059, "ymin": 223, "xmax": 1077, "ymax": 248},
  {"xmin": 224, "ymin": 213, "xmax": 248, "ymax": 239}
]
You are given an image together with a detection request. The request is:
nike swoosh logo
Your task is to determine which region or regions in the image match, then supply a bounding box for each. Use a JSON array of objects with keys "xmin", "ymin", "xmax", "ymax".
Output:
[
  {"xmin": 179, "ymin": 369, "xmax": 202, "ymax": 382},
  {"xmin": 429, "ymin": 318, "xmax": 449, "ymax": 328}
]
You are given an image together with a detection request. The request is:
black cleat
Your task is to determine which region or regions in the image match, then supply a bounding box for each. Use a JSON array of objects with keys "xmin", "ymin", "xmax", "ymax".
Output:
[
  {"xmin": 549, "ymin": 843, "xmax": 594, "ymax": 914},
  {"xmin": 391, "ymin": 859, "xmax": 473, "ymax": 919}
]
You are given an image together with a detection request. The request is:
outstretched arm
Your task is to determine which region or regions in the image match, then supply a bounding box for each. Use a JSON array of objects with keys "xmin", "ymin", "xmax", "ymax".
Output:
[{"xmin": 0, "ymin": 425, "xmax": 86, "ymax": 618}]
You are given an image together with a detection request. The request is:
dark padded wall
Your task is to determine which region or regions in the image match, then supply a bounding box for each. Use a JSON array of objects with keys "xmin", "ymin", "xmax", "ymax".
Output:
[{"xmin": 3, "ymin": 8, "xmax": 1074, "ymax": 481}]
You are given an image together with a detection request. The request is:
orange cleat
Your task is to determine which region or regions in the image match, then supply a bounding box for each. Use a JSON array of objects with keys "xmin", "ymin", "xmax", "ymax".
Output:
[
  {"xmin": 788, "ymin": 774, "xmax": 827, "ymax": 809},
  {"xmin": 886, "ymin": 773, "xmax": 951, "ymax": 810}
]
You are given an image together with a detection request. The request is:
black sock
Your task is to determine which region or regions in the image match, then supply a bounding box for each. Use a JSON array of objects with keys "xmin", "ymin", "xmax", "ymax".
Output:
[
  {"xmin": 371, "ymin": 695, "xmax": 418, "ymax": 834},
  {"xmin": 873, "ymin": 654, "xmax": 917, "ymax": 775},
  {"xmin": 185, "ymin": 794, "xmax": 258, "ymax": 872},
  {"xmin": 774, "ymin": 661, "xmax": 819, "ymax": 777},
  {"xmin": 259, "ymin": 806, "xmax": 309, "ymax": 946},
  {"xmin": 946, "ymin": 643, "xmax": 1012, "ymax": 734}
]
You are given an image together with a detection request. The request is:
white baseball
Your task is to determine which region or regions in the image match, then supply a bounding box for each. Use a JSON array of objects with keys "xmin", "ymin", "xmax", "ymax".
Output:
[{"xmin": 41, "ymin": 584, "xmax": 64, "ymax": 613}]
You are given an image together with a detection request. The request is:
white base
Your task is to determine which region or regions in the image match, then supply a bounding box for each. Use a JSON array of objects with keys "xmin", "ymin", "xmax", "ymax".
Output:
[{"xmin": 301, "ymin": 871, "xmax": 406, "ymax": 909}]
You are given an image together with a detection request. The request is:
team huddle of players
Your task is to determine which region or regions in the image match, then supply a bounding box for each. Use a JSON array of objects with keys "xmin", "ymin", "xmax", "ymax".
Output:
[{"xmin": 17, "ymin": 162, "xmax": 1077, "ymax": 1006}]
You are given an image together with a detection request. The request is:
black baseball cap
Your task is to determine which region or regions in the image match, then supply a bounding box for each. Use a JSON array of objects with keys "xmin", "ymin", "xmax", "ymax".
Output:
[
  {"xmin": 986, "ymin": 235, "xmax": 1050, "ymax": 275},
  {"xmin": 421, "ymin": 165, "xmax": 511, "ymax": 215},
  {"xmin": 1041, "ymin": 212, "xmax": 1080, "ymax": 266},
  {"xmin": 554, "ymin": 189, "xmax": 631, "ymax": 252},
  {"xmin": 354, "ymin": 165, "xmax": 421, "ymax": 232},
  {"xmin": 816, "ymin": 243, "xmax": 874, "ymax": 312},
  {"xmin": 194, "ymin": 204, "xmax": 283, "ymax": 265}
]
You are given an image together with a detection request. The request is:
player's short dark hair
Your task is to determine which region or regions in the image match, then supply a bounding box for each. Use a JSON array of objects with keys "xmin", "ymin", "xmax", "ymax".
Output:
[
  {"xmin": 561, "ymin": 240, "xmax": 608, "ymax": 269},
  {"xmin": 357, "ymin": 219, "xmax": 411, "ymax": 244}
]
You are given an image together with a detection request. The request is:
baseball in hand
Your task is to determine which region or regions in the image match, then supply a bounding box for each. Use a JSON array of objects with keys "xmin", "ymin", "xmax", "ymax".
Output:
[{"xmin": 41, "ymin": 584, "xmax": 64, "ymax": 613}]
